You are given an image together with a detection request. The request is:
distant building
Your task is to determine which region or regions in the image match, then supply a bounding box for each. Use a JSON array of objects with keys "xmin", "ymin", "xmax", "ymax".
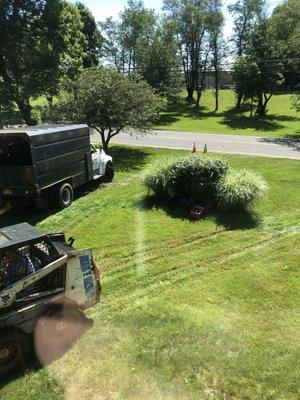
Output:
[
  {"xmin": 180, "ymin": 70, "xmax": 234, "ymax": 89},
  {"xmin": 203, "ymin": 71, "xmax": 234, "ymax": 88}
]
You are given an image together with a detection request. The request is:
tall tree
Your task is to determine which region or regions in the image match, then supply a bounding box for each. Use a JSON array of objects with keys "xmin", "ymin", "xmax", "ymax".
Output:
[
  {"xmin": 163, "ymin": 0, "xmax": 211, "ymax": 109},
  {"xmin": 269, "ymin": 0, "xmax": 300, "ymax": 88},
  {"xmin": 233, "ymin": 17, "xmax": 284, "ymax": 117},
  {"xmin": 228, "ymin": 0, "xmax": 264, "ymax": 56},
  {"xmin": 228, "ymin": 0, "xmax": 264, "ymax": 108},
  {"xmin": 137, "ymin": 22, "xmax": 182, "ymax": 97},
  {"xmin": 76, "ymin": 2, "xmax": 103, "ymax": 68},
  {"xmin": 47, "ymin": 68, "xmax": 164, "ymax": 151},
  {"xmin": 100, "ymin": 18, "xmax": 123, "ymax": 70},
  {"xmin": 120, "ymin": 0, "xmax": 156, "ymax": 74},
  {"xmin": 101, "ymin": 0, "xmax": 156, "ymax": 75},
  {"xmin": 233, "ymin": 57, "xmax": 260, "ymax": 117},
  {"xmin": 248, "ymin": 16, "xmax": 284, "ymax": 116},
  {"xmin": 0, "ymin": 0, "xmax": 85, "ymax": 125},
  {"xmin": 0, "ymin": 78, "xmax": 22, "ymax": 128},
  {"xmin": 207, "ymin": 0, "xmax": 225, "ymax": 112},
  {"xmin": 41, "ymin": 0, "xmax": 86, "ymax": 105}
]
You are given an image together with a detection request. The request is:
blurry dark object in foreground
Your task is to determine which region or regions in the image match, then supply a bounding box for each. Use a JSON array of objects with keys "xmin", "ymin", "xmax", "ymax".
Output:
[{"xmin": 34, "ymin": 300, "xmax": 93, "ymax": 366}]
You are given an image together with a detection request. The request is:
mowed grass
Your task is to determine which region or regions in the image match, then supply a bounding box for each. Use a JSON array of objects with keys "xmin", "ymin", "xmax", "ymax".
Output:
[
  {"xmin": 0, "ymin": 146, "xmax": 299, "ymax": 400},
  {"xmin": 156, "ymin": 90, "xmax": 300, "ymax": 138},
  {"xmin": 30, "ymin": 89, "xmax": 300, "ymax": 139}
]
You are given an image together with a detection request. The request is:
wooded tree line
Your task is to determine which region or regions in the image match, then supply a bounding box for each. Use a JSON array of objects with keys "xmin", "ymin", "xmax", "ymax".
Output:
[
  {"xmin": 0, "ymin": 0, "xmax": 299, "ymax": 128},
  {"xmin": 0, "ymin": 0, "xmax": 102, "ymax": 126}
]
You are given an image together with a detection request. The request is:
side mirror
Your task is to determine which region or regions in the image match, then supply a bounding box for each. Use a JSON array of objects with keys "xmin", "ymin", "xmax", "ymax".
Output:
[{"xmin": 68, "ymin": 237, "xmax": 75, "ymax": 247}]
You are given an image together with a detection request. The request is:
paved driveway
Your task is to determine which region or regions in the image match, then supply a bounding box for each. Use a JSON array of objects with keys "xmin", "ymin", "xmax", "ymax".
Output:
[{"xmin": 91, "ymin": 130, "xmax": 300, "ymax": 159}]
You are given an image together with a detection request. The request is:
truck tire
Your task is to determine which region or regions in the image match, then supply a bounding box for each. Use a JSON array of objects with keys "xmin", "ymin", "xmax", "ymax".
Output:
[
  {"xmin": 0, "ymin": 330, "xmax": 30, "ymax": 378},
  {"xmin": 58, "ymin": 182, "xmax": 73, "ymax": 209},
  {"xmin": 34, "ymin": 306, "xmax": 92, "ymax": 366},
  {"xmin": 103, "ymin": 162, "xmax": 114, "ymax": 182}
]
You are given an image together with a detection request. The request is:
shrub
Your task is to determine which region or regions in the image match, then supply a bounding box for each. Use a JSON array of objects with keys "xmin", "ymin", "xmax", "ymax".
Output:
[
  {"xmin": 142, "ymin": 155, "xmax": 229, "ymax": 204},
  {"xmin": 217, "ymin": 170, "xmax": 268, "ymax": 210},
  {"xmin": 142, "ymin": 157, "xmax": 176, "ymax": 196}
]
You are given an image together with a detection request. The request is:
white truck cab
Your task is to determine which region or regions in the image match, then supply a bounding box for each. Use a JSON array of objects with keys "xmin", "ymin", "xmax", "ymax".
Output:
[{"xmin": 90, "ymin": 144, "xmax": 114, "ymax": 180}]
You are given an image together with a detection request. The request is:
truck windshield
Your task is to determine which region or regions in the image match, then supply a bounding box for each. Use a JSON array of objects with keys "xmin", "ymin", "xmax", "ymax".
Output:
[{"xmin": 0, "ymin": 136, "xmax": 31, "ymax": 166}]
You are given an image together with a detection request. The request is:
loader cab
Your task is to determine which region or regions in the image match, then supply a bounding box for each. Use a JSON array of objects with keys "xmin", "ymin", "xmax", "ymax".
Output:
[
  {"xmin": 0, "ymin": 224, "xmax": 64, "ymax": 301},
  {"xmin": 0, "ymin": 223, "xmax": 101, "ymax": 378}
]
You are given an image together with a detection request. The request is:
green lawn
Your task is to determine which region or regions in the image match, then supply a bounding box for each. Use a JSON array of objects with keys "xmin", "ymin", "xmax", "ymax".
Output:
[
  {"xmin": 156, "ymin": 90, "xmax": 300, "ymax": 138},
  {"xmin": 1, "ymin": 147, "xmax": 299, "ymax": 400}
]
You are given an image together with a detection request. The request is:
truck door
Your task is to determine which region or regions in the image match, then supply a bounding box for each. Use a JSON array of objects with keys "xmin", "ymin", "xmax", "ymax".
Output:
[
  {"xmin": 90, "ymin": 145, "xmax": 101, "ymax": 176},
  {"xmin": 65, "ymin": 249, "xmax": 100, "ymax": 309}
]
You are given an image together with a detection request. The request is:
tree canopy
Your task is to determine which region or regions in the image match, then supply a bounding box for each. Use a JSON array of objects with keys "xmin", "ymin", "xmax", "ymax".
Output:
[
  {"xmin": 0, "ymin": 0, "xmax": 86, "ymax": 125},
  {"xmin": 47, "ymin": 68, "xmax": 164, "ymax": 151},
  {"xmin": 76, "ymin": 2, "xmax": 103, "ymax": 68},
  {"xmin": 269, "ymin": 0, "xmax": 300, "ymax": 88},
  {"xmin": 233, "ymin": 16, "xmax": 284, "ymax": 116}
]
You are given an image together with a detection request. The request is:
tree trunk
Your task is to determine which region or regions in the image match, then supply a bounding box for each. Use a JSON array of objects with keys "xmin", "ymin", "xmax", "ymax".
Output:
[
  {"xmin": 16, "ymin": 99, "xmax": 36, "ymax": 125},
  {"xmin": 46, "ymin": 95, "xmax": 53, "ymax": 107},
  {"xmin": 103, "ymin": 141, "xmax": 109, "ymax": 152},
  {"xmin": 236, "ymin": 92, "xmax": 243, "ymax": 109},
  {"xmin": 250, "ymin": 96, "xmax": 253, "ymax": 117},
  {"xmin": 186, "ymin": 87, "xmax": 194, "ymax": 102},
  {"xmin": 214, "ymin": 70, "xmax": 219, "ymax": 112},
  {"xmin": 256, "ymin": 92, "xmax": 265, "ymax": 116},
  {"xmin": 262, "ymin": 93, "xmax": 272, "ymax": 116},
  {"xmin": 98, "ymin": 130, "xmax": 107, "ymax": 151},
  {"xmin": 215, "ymin": 87, "xmax": 219, "ymax": 112},
  {"xmin": 195, "ymin": 89, "xmax": 202, "ymax": 110}
]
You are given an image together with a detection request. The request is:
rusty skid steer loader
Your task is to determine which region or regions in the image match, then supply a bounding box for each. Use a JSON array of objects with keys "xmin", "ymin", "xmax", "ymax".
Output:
[{"xmin": 0, "ymin": 223, "xmax": 101, "ymax": 378}]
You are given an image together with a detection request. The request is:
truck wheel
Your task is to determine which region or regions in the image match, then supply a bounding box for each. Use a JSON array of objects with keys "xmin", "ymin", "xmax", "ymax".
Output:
[
  {"xmin": 34, "ymin": 306, "xmax": 92, "ymax": 365},
  {"xmin": 0, "ymin": 331, "xmax": 30, "ymax": 378},
  {"xmin": 103, "ymin": 162, "xmax": 114, "ymax": 182},
  {"xmin": 58, "ymin": 183, "xmax": 73, "ymax": 208}
]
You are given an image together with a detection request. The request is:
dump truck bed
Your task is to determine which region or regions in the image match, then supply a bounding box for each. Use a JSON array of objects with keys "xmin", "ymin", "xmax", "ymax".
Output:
[{"xmin": 0, "ymin": 125, "xmax": 93, "ymax": 194}]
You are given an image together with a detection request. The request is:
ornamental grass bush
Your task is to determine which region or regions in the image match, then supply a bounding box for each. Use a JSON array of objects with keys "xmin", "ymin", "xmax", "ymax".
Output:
[
  {"xmin": 142, "ymin": 155, "xmax": 229, "ymax": 204},
  {"xmin": 217, "ymin": 169, "xmax": 268, "ymax": 210}
]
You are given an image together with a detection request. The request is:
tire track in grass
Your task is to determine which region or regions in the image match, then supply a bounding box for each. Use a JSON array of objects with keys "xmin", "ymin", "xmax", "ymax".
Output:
[
  {"xmin": 101, "ymin": 228, "xmax": 230, "ymax": 278},
  {"xmin": 135, "ymin": 209, "xmax": 147, "ymax": 275},
  {"xmin": 101, "ymin": 232, "xmax": 292, "ymax": 310},
  {"xmin": 100, "ymin": 213, "xmax": 300, "ymax": 281}
]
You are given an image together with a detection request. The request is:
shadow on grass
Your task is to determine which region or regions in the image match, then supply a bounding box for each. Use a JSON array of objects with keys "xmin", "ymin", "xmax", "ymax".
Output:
[
  {"xmin": 137, "ymin": 195, "xmax": 188, "ymax": 220},
  {"xmin": 220, "ymin": 108, "xmax": 300, "ymax": 133},
  {"xmin": 213, "ymin": 209, "xmax": 262, "ymax": 230},
  {"xmin": 138, "ymin": 194, "xmax": 262, "ymax": 230},
  {"xmin": 158, "ymin": 100, "xmax": 211, "ymax": 125},
  {"xmin": 0, "ymin": 180, "xmax": 108, "ymax": 228},
  {"xmin": 109, "ymin": 146, "xmax": 151, "ymax": 172},
  {"xmin": 157, "ymin": 97, "xmax": 300, "ymax": 134},
  {"xmin": 0, "ymin": 146, "xmax": 151, "ymax": 228},
  {"xmin": 220, "ymin": 108, "xmax": 283, "ymax": 132},
  {"xmin": 0, "ymin": 352, "xmax": 41, "ymax": 390},
  {"xmin": 0, "ymin": 201, "xmax": 62, "ymax": 228}
]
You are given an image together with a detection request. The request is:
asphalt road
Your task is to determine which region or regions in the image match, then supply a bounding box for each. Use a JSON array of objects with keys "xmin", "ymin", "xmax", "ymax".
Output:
[{"xmin": 91, "ymin": 130, "xmax": 300, "ymax": 160}]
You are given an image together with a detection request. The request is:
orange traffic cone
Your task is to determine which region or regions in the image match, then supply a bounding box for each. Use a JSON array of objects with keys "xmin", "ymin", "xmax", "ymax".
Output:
[{"xmin": 192, "ymin": 142, "xmax": 197, "ymax": 153}]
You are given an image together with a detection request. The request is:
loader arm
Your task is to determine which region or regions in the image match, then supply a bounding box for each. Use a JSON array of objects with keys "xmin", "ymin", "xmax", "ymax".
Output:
[{"xmin": 0, "ymin": 255, "xmax": 68, "ymax": 308}]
